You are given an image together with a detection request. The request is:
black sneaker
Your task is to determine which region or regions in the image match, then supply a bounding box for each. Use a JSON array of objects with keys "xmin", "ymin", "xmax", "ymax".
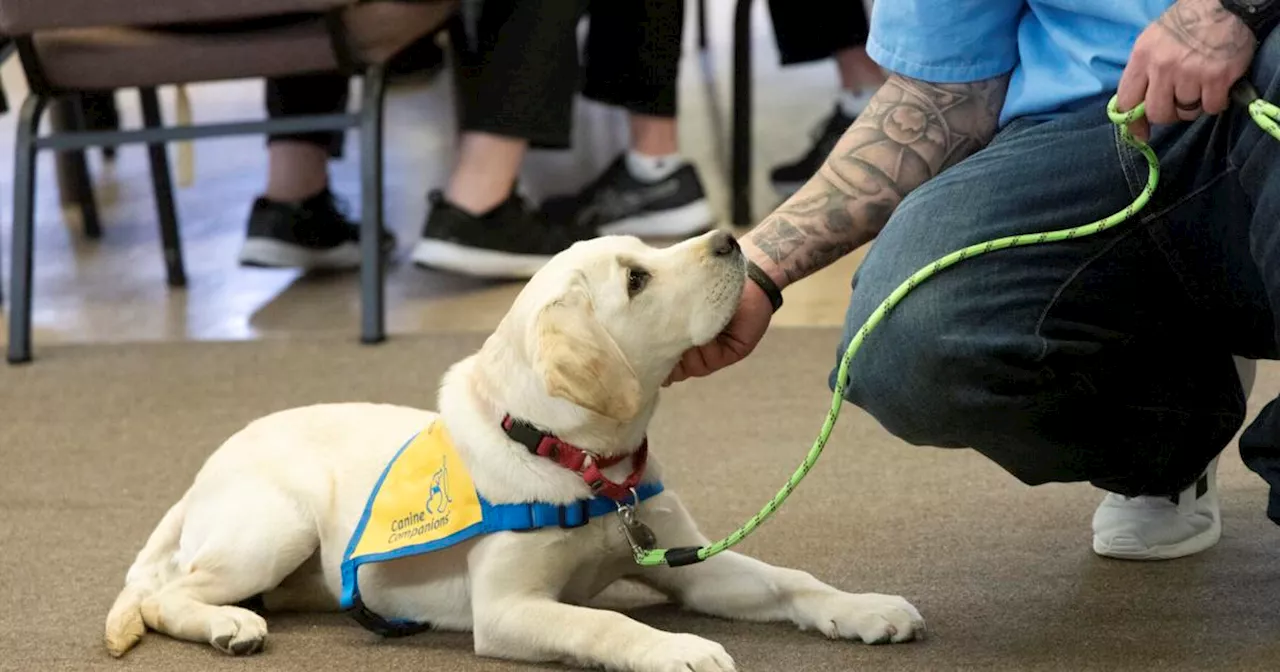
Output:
[
  {"xmin": 770, "ymin": 105, "xmax": 857, "ymax": 196},
  {"xmin": 239, "ymin": 189, "xmax": 395, "ymax": 270},
  {"xmin": 540, "ymin": 154, "xmax": 715, "ymax": 239},
  {"xmin": 411, "ymin": 190, "xmax": 598, "ymax": 279}
]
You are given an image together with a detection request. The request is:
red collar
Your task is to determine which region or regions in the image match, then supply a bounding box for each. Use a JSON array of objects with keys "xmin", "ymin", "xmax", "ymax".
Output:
[{"xmin": 500, "ymin": 415, "xmax": 648, "ymax": 502}]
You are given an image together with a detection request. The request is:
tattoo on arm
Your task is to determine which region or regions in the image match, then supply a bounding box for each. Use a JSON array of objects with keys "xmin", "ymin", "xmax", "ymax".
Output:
[
  {"xmin": 1156, "ymin": 0, "xmax": 1254, "ymax": 60},
  {"xmin": 746, "ymin": 74, "xmax": 1009, "ymax": 286}
]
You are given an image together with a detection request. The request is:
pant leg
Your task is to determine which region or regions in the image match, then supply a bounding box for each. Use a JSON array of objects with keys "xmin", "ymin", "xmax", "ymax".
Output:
[
  {"xmin": 454, "ymin": 0, "xmax": 589, "ymax": 149},
  {"xmin": 581, "ymin": 0, "xmax": 684, "ymax": 118},
  {"xmin": 1228, "ymin": 32, "xmax": 1280, "ymax": 525},
  {"xmin": 833, "ymin": 96, "xmax": 1266, "ymax": 499},
  {"xmin": 766, "ymin": 0, "xmax": 869, "ymax": 66},
  {"xmin": 264, "ymin": 73, "xmax": 350, "ymax": 158}
]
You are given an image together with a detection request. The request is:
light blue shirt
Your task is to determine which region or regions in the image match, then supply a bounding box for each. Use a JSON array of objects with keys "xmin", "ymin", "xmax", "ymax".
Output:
[{"xmin": 867, "ymin": 1, "xmax": 1175, "ymax": 127}]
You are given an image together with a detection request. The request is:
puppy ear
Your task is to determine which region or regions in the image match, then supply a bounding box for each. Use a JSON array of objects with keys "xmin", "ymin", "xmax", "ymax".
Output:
[{"xmin": 532, "ymin": 286, "xmax": 642, "ymax": 422}]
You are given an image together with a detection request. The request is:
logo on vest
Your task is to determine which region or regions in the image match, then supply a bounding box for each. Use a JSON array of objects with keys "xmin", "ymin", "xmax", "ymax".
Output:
[{"xmin": 387, "ymin": 455, "xmax": 455, "ymax": 545}]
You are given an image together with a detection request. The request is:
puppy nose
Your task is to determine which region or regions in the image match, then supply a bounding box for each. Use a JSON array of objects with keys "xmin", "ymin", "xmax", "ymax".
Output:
[{"xmin": 709, "ymin": 231, "xmax": 739, "ymax": 257}]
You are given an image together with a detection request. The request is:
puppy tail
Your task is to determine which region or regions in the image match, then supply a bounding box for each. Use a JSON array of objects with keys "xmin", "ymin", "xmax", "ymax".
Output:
[
  {"xmin": 104, "ymin": 584, "xmax": 149, "ymax": 658},
  {"xmin": 105, "ymin": 498, "xmax": 185, "ymax": 658}
]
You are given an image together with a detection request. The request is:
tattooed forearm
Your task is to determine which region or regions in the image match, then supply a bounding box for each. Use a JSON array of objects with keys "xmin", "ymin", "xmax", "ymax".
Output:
[
  {"xmin": 1156, "ymin": 0, "xmax": 1254, "ymax": 59},
  {"xmin": 745, "ymin": 73, "xmax": 1009, "ymax": 286}
]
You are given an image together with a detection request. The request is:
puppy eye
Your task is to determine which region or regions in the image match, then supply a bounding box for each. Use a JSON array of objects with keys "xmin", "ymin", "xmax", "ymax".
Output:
[{"xmin": 626, "ymin": 267, "xmax": 651, "ymax": 297}]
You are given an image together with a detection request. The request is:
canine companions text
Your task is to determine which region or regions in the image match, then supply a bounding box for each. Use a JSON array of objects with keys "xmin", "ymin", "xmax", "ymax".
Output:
[{"xmin": 104, "ymin": 232, "xmax": 924, "ymax": 671}]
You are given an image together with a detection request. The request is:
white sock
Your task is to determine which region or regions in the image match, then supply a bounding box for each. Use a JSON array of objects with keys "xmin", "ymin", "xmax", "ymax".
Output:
[
  {"xmin": 625, "ymin": 150, "xmax": 685, "ymax": 183},
  {"xmin": 838, "ymin": 88, "xmax": 875, "ymax": 117}
]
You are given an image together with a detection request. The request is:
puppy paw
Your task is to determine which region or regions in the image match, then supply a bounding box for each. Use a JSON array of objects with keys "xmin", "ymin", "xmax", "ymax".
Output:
[
  {"xmin": 639, "ymin": 633, "xmax": 735, "ymax": 672},
  {"xmin": 207, "ymin": 606, "xmax": 268, "ymax": 655},
  {"xmin": 808, "ymin": 593, "xmax": 925, "ymax": 644}
]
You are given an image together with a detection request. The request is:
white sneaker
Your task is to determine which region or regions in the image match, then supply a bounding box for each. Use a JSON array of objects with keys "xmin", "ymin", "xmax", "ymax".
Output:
[
  {"xmin": 1090, "ymin": 357, "xmax": 1254, "ymax": 561},
  {"xmin": 1091, "ymin": 456, "xmax": 1221, "ymax": 560}
]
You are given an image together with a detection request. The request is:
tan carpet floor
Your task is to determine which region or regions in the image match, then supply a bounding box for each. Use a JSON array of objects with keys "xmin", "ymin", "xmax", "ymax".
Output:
[{"xmin": 3, "ymin": 329, "xmax": 1279, "ymax": 671}]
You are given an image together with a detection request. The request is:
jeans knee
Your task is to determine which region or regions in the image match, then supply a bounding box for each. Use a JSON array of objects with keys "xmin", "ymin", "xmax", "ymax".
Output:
[
  {"xmin": 830, "ymin": 314, "xmax": 1071, "ymax": 487},
  {"xmin": 829, "ymin": 256, "xmax": 1049, "ymax": 456},
  {"xmin": 830, "ymin": 273, "xmax": 982, "ymax": 449}
]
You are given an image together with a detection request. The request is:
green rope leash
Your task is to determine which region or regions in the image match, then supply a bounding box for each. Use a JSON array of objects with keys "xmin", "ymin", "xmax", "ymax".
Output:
[{"xmin": 636, "ymin": 82, "xmax": 1280, "ymax": 569}]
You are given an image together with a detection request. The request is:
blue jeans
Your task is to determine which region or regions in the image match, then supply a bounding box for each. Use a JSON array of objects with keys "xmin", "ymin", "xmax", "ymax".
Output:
[{"xmin": 837, "ymin": 32, "xmax": 1280, "ymax": 523}]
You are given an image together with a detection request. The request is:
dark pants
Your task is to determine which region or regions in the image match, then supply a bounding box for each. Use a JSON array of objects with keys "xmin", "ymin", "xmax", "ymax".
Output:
[
  {"xmin": 767, "ymin": 0, "xmax": 869, "ymax": 66},
  {"xmin": 266, "ymin": 0, "xmax": 685, "ymax": 155},
  {"xmin": 835, "ymin": 33, "xmax": 1280, "ymax": 524}
]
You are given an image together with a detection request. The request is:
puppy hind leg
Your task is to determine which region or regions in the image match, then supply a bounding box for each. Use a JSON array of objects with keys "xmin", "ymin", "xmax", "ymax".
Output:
[
  {"xmin": 141, "ymin": 571, "xmax": 273, "ymax": 655},
  {"xmin": 142, "ymin": 482, "xmax": 318, "ymax": 655}
]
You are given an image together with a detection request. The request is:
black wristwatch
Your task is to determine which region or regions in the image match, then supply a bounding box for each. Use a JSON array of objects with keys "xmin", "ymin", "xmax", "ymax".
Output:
[{"xmin": 1220, "ymin": 0, "xmax": 1280, "ymax": 38}]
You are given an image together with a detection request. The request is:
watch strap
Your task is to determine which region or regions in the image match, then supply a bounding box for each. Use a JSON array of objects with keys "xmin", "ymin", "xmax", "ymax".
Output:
[{"xmin": 1222, "ymin": 0, "xmax": 1280, "ymax": 36}]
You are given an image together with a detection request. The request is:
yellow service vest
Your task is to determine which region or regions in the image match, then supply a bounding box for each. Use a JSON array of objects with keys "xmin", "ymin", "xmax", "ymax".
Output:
[{"xmin": 338, "ymin": 418, "xmax": 664, "ymax": 636}]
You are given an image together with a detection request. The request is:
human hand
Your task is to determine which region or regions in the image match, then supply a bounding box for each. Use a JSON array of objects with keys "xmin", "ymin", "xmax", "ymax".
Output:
[
  {"xmin": 663, "ymin": 278, "xmax": 774, "ymax": 386},
  {"xmin": 1117, "ymin": 0, "xmax": 1256, "ymax": 140}
]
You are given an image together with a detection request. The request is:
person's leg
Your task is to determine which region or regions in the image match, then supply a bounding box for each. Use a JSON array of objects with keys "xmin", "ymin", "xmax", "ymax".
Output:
[
  {"xmin": 385, "ymin": 30, "xmax": 448, "ymax": 83},
  {"xmin": 1228, "ymin": 33, "xmax": 1280, "ymax": 528},
  {"xmin": 767, "ymin": 0, "xmax": 882, "ymax": 196},
  {"xmin": 441, "ymin": 0, "xmax": 577, "ymax": 215},
  {"xmin": 834, "ymin": 94, "xmax": 1274, "ymax": 560},
  {"xmin": 412, "ymin": 0, "xmax": 599, "ymax": 279},
  {"xmin": 834, "ymin": 46, "xmax": 887, "ymax": 95},
  {"xmin": 444, "ymin": 134, "xmax": 527, "ymax": 216},
  {"xmin": 262, "ymin": 72, "xmax": 348, "ymax": 201},
  {"xmin": 541, "ymin": 0, "xmax": 715, "ymax": 239},
  {"xmin": 832, "ymin": 46, "xmax": 886, "ymax": 115},
  {"xmin": 241, "ymin": 73, "xmax": 394, "ymax": 270}
]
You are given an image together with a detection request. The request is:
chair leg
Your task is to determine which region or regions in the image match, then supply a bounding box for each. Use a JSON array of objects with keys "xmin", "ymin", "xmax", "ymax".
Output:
[
  {"xmin": 697, "ymin": 0, "xmax": 709, "ymax": 52},
  {"xmin": 359, "ymin": 65, "xmax": 389, "ymax": 345},
  {"xmin": 731, "ymin": 0, "xmax": 753, "ymax": 227},
  {"xmin": 9, "ymin": 95, "xmax": 49, "ymax": 364},
  {"xmin": 138, "ymin": 87, "xmax": 187, "ymax": 288},
  {"xmin": 65, "ymin": 96, "xmax": 103, "ymax": 239}
]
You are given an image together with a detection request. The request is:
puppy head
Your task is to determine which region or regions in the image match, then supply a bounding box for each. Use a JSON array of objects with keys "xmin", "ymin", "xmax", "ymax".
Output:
[{"xmin": 500, "ymin": 231, "xmax": 745, "ymax": 422}]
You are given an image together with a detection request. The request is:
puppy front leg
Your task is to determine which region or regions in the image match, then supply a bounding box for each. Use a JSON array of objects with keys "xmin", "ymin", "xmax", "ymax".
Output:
[
  {"xmin": 636, "ymin": 494, "xmax": 925, "ymax": 644},
  {"xmin": 470, "ymin": 535, "xmax": 735, "ymax": 672},
  {"xmin": 474, "ymin": 597, "xmax": 736, "ymax": 672}
]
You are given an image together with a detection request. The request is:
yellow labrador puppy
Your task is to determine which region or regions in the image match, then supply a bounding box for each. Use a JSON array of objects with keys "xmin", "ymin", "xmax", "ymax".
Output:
[{"xmin": 104, "ymin": 232, "xmax": 924, "ymax": 671}]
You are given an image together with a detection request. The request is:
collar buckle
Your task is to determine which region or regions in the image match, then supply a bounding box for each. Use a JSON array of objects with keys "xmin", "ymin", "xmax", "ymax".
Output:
[{"xmin": 501, "ymin": 414, "xmax": 649, "ymax": 503}]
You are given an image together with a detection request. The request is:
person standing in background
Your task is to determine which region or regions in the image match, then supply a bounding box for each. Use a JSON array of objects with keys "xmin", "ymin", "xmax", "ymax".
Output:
[{"xmin": 766, "ymin": 1, "xmax": 886, "ymax": 196}]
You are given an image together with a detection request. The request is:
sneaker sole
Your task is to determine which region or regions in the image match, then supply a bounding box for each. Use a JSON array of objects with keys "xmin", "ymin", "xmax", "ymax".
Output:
[
  {"xmin": 239, "ymin": 239, "xmax": 363, "ymax": 271},
  {"xmin": 599, "ymin": 199, "xmax": 716, "ymax": 238},
  {"xmin": 1092, "ymin": 516, "xmax": 1222, "ymax": 560},
  {"xmin": 411, "ymin": 240, "xmax": 552, "ymax": 279}
]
